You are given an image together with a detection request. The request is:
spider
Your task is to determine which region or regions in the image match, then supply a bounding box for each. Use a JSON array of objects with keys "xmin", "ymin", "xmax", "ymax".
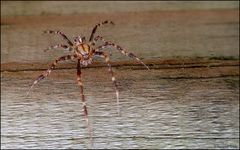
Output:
[{"xmin": 27, "ymin": 20, "xmax": 149, "ymax": 142}]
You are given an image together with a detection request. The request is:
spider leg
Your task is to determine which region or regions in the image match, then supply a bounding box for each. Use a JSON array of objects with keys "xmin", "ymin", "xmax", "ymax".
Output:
[
  {"xmin": 89, "ymin": 20, "xmax": 114, "ymax": 42},
  {"xmin": 93, "ymin": 35, "xmax": 104, "ymax": 43},
  {"xmin": 44, "ymin": 30, "xmax": 73, "ymax": 46},
  {"xmin": 95, "ymin": 39, "xmax": 150, "ymax": 70},
  {"xmin": 90, "ymin": 35, "xmax": 103, "ymax": 46},
  {"xmin": 26, "ymin": 54, "xmax": 77, "ymax": 97},
  {"xmin": 77, "ymin": 59, "xmax": 93, "ymax": 143},
  {"xmin": 94, "ymin": 51, "xmax": 120, "ymax": 115},
  {"xmin": 44, "ymin": 44, "xmax": 71, "ymax": 52}
]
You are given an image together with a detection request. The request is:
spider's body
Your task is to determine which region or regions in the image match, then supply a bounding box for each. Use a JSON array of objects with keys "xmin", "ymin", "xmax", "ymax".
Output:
[
  {"xmin": 74, "ymin": 42, "xmax": 93, "ymax": 66},
  {"xmin": 77, "ymin": 43, "xmax": 91, "ymax": 56},
  {"xmin": 27, "ymin": 20, "xmax": 149, "ymax": 142}
]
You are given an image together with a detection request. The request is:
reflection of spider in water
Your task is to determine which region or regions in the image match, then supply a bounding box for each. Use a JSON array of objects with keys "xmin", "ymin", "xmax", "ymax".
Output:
[{"xmin": 27, "ymin": 20, "xmax": 149, "ymax": 141}]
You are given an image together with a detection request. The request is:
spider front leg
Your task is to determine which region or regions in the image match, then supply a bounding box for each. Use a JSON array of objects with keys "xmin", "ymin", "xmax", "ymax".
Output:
[
  {"xmin": 91, "ymin": 36, "xmax": 113, "ymax": 56},
  {"xmin": 44, "ymin": 30, "xmax": 73, "ymax": 46},
  {"xmin": 44, "ymin": 44, "xmax": 71, "ymax": 52},
  {"xmin": 77, "ymin": 59, "xmax": 93, "ymax": 142},
  {"xmin": 90, "ymin": 35, "xmax": 104, "ymax": 46},
  {"xmin": 89, "ymin": 20, "xmax": 114, "ymax": 42},
  {"xmin": 26, "ymin": 54, "xmax": 77, "ymax": 96},
  {"xmin": 95, "ymin": 38, "xmax": 150, "ymax": 70},
  {"xmin": 94, "ymin": 51, "xmax": 120, "ymax": 115},
  {"xmin": 92, "ymin": 35, "xmax": 104, "ymax": 45}
]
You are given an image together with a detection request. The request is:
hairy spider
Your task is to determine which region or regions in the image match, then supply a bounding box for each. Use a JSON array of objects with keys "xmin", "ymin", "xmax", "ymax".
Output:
[{"xmin": 27, "ymin": 20, "xmax": 149, "ymax": 142}]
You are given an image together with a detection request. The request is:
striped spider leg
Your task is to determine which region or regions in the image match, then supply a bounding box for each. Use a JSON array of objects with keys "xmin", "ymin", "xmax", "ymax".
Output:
[
  {"xmin": 44, "ymin": 30, "xmax": 74, "ymax": 46},
  {"xmin": 44, "ymin": 44, "xmax": 71, "ymax": 52},
  {"xmin": 77, "ymin": 59, "xmax": 93, "ymax": 144},
  {"xmin": 92, "ymin": 36, "xmax": 150, "ymax": 115},
  {"xmin": 43, "ymin": 30, "xmax": 74, "ymax": 52},
  {"xmin": 93, "ymin": 51, "xmax": 120, "ymax": 115},
  {"xmin": 26, "ymin": 54, "xmax": 77, "ymax": 97},
  {"xmin": 93, "ymin": 35, "xmax": 150, "ymax": 70},
  {"xmin": 89, "ymin": 20, "xmax": 114, "ymax": 44}
]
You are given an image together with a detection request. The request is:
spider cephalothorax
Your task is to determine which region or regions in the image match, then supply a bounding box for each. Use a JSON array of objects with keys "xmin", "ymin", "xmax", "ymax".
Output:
[
  {"xmin": 73, "ymin": 36, "xmax": 93, "ymax": 66},
  {"xmin": 27, "ymin": 20, "xmax": 149, "ymax": 141}
]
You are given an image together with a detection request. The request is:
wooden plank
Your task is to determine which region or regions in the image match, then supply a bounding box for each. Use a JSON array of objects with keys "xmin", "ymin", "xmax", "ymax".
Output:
[{"xmin": 1, "ymin": 10, "xmax": 239, "ymax": 64}]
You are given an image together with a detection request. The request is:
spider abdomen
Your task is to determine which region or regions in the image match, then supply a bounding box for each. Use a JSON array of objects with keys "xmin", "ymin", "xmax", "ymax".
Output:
[{"xmin": 76, "ymin": 43, "xmax": 91, "ymax": 55}]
